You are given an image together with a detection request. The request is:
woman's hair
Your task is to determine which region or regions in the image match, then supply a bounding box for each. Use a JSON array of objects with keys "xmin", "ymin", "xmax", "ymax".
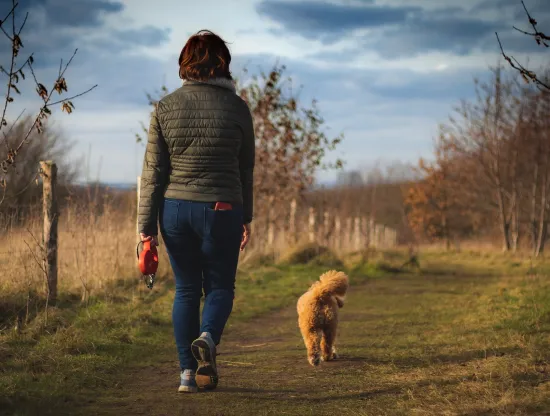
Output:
[{"xmin": 178, "ymin": 30, "xmax": 232, "ymax": 81}]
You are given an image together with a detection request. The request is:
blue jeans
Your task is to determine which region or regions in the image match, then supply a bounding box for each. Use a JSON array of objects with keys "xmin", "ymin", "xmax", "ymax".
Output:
[{"xmin": 160, "ymin": 198, "xmax": 243, "ymax": 370}]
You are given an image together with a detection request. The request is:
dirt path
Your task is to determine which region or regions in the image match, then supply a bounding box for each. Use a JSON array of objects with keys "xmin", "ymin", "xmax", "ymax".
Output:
[{"xmin": 78, "ymin": 273, "xmax": 549, "ymax": 416}]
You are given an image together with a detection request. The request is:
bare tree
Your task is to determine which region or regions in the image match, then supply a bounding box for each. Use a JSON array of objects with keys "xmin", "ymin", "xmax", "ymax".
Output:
[
  {"xmin": 445, "ymin": 66, "xmax": 523, "ymax": 251},
  {"xmin": 0, "ymin": 116, "xmax": 78, "ymax": 213},
  {"xmin": 523, "ymin": 87, "xmax": 550, "ymax": 255},
  {"xmin": 0, "ymin": 0, "xmax": 97, "ymax": 204}
]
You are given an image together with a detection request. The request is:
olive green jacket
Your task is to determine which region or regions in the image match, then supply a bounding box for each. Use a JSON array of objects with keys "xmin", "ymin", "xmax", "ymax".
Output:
[{"xmin": 137, "ymin": 77, "xmax": 255, "ymax": 236}]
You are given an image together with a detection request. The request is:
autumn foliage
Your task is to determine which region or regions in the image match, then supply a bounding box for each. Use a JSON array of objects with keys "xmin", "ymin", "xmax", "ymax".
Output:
[{"xmin": 406, "ymin": 65, "xmax": 550, "ymax": 255}]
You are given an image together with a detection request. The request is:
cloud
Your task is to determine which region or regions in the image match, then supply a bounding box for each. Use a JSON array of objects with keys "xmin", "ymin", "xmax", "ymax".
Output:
[
  {"xmin": 256, "ymin": 0, "xmax": 420, "ymax": 42},
  {"xmin": 254, "ymin": 0, "xmax": 550, "ymax": 59},
  {"xmin": 0, "ymin": 0, "xmax": 172, "ymax": 102},
  {"xmin": 367, "ymin": 15, "xmax": 505, "ymax": 59},
  {"xmin": 5, "ymin": 0, "xmax": 124, "ymax": 28}
]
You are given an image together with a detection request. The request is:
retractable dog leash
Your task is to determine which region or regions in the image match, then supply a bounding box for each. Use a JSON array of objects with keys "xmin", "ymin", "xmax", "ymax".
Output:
[{"xmin": 136, "ymin": 240, "xmax": 158, "ymax": 289}]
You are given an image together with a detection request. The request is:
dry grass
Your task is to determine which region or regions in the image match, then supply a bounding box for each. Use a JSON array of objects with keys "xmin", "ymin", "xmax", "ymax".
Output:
[{"xmin": 0, "ymin": 197, "xmax": 171, "ymax": 327}]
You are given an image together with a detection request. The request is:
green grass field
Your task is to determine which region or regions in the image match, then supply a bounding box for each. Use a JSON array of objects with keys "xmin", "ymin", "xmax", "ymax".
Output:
[{"xmin": 1, "ymin": 248, "xmax": 549, "ymax": 415}]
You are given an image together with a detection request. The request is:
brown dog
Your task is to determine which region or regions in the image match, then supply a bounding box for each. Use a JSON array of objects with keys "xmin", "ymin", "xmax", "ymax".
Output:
[{"xmin": 297, "ymin": 270, "xmax": 349, "ymax": 366}]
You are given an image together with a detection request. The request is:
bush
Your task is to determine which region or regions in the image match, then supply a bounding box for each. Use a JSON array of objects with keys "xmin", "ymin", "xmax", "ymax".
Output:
[{"xmin": 277, "ymin": 241, "xmax": 329, "ymax": 265}]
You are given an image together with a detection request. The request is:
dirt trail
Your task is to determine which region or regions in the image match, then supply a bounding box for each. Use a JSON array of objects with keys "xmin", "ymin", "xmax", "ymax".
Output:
[
  {"xmin": 75, "ymin": 273, "xmax": 549, "ymax": 416},
  {"xmin": 83, "ymin": 280, "xmax": 382, "ymax": 416}
]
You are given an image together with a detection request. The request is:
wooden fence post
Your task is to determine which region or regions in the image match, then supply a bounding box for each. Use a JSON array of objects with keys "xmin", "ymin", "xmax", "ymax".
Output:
[
  {"xmin": 323, "ymin": 211, "xmax": 330, "ymax": 246},
  {"xmin": 308, "ymin": 207, "xmax": 316, "ymax": 243},
  {"xmin": 334, "ymin": 216, "xmax": 341, "ymax": 252},
  {"xmin": 289, "ymin": 198, "xmax": 297, "ymax": 244},
  {"xmin": 40, "ymin": 161, "xmax": 58, "ymax": 305}
]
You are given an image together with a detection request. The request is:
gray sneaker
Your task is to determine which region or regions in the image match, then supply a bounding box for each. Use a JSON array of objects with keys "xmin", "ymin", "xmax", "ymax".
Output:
[
  {"xmin": 178, "ymin": 369, "xmax": 198, "ymax": 393},
  {"xmin": 191, "ymin": 332, "xmax": 218, "ymax": 390}
]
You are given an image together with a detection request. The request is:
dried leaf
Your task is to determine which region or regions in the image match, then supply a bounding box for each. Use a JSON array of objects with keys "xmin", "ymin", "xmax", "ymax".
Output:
[
  {"xmin": 13, "ymin": 35, "xmax": 22, "ymax": 48},
  {"xmin": 54, "ymin": 77, "xmax": 68, "ymax": 94},
  {"xmin": 61, "ymin": 102, "xmax": 72, "ymax": 114},
  {"xmin": 36, "ymin": 83, "xmax": 48, "ymax": 100}
]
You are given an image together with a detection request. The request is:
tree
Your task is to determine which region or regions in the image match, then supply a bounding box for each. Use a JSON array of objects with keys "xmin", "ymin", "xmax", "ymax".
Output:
[
  {"xmin": 0, "ymin": 0, "xmax": 97, "ymax": 205},
  {"xmin": 496, "ymin": 0, "xmax": 549, "ymax": 91},
  {"xmin": 0, "ymin": 117, "xmax": 78, "ymax": 214},
  {"xmin": 444, "ymin": 66, "xmax": 524, "ymax": 251},
  {"xmin": 522, "ymin": 87, "xmax": 550, "ymax": 255},
  {"xmin": 405, "ymin": 133, "xmax": 473, "ymax": 249}
]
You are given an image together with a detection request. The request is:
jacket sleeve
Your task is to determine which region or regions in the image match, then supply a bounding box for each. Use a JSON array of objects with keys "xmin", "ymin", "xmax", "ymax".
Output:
[
  {"xmin": 138, "ymin": 104, "xmax": 169, "ymax": 236},
  {"xmin": 239, "ymin": 105, "xmax": 255, "ymax": 224}
]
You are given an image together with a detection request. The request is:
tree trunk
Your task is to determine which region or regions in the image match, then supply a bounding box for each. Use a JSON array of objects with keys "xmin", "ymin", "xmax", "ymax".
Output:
[{"xmin": 496, "ymin": 187, "xmax": 511, "ymax": 251}]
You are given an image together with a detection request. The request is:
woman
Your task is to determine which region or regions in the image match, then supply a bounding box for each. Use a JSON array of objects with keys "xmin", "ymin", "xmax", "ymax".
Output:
[{"xmin": 137, "ymin": 30, "xmax": 254, "ymax": 393}]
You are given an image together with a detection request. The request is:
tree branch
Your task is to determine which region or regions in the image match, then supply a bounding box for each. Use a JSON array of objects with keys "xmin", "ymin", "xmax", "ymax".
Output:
[
  {"xmin": 0, "ymin": 2, "xmax": 97, "ymax": 202},
  {"xmin": 495, "ymin": 32, "xmax": 550, "ymax": 91}
]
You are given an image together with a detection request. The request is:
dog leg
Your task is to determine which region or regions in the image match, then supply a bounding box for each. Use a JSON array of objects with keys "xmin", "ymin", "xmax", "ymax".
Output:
[
  {"xmin": 300, "ymin": 325, "xmax": 322, "ymax": 366},
  {"xmin": 321, "ymin": 324, "xmax": 338, "ymax": 361}
]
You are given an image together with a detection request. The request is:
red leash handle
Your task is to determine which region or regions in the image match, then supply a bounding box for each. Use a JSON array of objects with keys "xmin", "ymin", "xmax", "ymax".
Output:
[{"xmin": 137, "ymin": 240, "xmax": 159, "ymax": 275}]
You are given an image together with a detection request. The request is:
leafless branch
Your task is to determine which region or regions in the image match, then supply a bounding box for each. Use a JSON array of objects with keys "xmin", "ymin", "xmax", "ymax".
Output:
[
  {"xmin": 496, "ymin": 32, "xmax": 550, "ymax": 91},
  {"xmin": 512, "ymin": 0, "xmax": 550, "ymax": 45},
  {"xmin": 496, "ymin": 1, "xmax": 550, "ymax": 91},
  {"xmin": 47, "ymin": 84, "xmax": 98, "ymax": 107}
]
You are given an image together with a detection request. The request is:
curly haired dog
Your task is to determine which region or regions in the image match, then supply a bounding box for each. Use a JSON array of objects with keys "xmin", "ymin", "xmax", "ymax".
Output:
[{"xmin": 297, "ymin": 270, "xmax": 349, "ymax": 366}]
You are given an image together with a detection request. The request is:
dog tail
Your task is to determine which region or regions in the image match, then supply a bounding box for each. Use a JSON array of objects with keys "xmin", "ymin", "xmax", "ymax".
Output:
[{"xmin": 311, "ymin": 270, "xmax": 349, "ymax": 302}]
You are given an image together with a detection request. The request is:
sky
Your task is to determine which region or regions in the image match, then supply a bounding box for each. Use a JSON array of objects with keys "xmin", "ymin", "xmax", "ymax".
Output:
[{"xmin": 1, "ymin": 0, "xmax": 549, "ymax": 185}]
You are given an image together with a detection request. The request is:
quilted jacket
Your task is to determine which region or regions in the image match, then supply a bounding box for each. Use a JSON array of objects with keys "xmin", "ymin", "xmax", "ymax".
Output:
[{"xmin": 137, "ymin": 77, "xmax": 255, "ymax": 236}]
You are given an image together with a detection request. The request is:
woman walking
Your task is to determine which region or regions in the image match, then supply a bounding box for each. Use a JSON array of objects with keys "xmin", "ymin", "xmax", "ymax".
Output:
[{"xmin": 137, "ymin": 30, "xmax": 255, "ymax": 393}]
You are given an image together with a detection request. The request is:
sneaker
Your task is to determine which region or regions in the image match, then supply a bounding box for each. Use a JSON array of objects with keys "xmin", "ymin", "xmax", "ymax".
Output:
[
  {"xmin": 178, "ymin": 369, "xmax": 198, "ymax": 393},
  {"xmin": 191, "ymin": 332, "xmax": 219, "ymax": 390}
]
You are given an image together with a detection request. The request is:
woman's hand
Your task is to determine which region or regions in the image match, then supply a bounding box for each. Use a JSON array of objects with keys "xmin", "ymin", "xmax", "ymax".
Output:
[
  {"xmin": 240, "ymin": 223, "xmax": 251, "ymax": 251},
  {"xmin": 140, "ymin": 233, "xmax": 159, "ymax": 246}
]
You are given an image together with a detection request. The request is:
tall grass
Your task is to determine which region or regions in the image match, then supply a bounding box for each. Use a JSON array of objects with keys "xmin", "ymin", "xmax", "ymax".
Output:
[{"xmin": 0, "ymin": 188, "xmax": 173, "ymax": 324}]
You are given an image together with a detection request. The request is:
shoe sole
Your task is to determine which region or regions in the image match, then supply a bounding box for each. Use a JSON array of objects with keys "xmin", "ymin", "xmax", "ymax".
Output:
[
  {"xmin": 191, "ymin": 338, "xmax": 218, "ymax": 390},
  {"xmin": 178, "ymin": 384, "xmax": 198, "ymax": 393}
]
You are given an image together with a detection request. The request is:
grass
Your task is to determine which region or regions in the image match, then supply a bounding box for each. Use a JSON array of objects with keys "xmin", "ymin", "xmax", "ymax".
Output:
[
  {"xmin": 1, "ymin": 241, "xmax": 550, "ymax": 415},
  {"xmin": 86, "ymin": 249, "xmax": 549, "ymax": 416},
  {"xmin": 0, "ymin": 250, "xmax": 356, "ymax": 416}
]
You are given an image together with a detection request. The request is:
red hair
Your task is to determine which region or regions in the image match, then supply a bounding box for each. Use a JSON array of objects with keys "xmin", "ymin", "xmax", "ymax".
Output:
[{"xmin": 178, "ymin": 30, "xmax": 232, "ymax": 81}]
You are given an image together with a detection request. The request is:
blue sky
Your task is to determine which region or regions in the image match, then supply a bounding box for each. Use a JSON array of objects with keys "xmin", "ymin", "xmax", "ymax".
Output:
[{"xmin": 2, "ymin": 0, "xmax": 549, "ymax": 185}]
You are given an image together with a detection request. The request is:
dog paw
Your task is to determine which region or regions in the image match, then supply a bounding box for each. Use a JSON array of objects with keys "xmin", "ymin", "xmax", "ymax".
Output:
[{"xmin": 308, "ymin": 355, "xmax": 320, "ymax": 366}]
